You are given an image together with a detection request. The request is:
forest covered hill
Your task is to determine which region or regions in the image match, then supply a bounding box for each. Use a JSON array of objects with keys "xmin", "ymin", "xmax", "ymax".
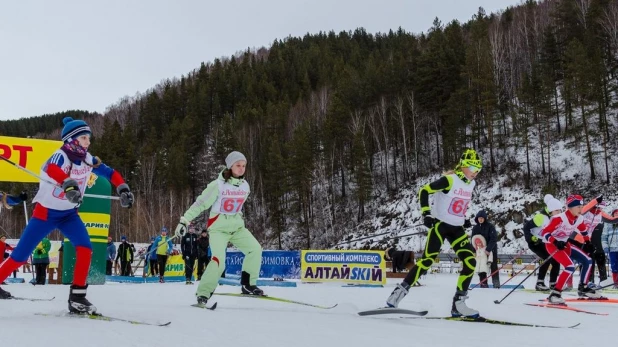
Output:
[{"xmin": 1, "ymin": 0, "xmax": 618, "ymax": 251}]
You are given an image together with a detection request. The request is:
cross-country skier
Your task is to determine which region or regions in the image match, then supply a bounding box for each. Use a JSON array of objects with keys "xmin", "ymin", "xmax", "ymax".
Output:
[
  {"xmin": 0, "ymin": 117, "xmax": 134, "ymax": 314},
  {"xmin": 541, "ymin": 195, "xmax": 601, "ymax": 304},
  {"xmin": 522, "ymin": 194, "xmax": 563, "ymax": 291},
  {"xmin": 174, "ymin": 151, "xmax": 263, "ymax": 306},
  {"xmin": 578, "ymin": 196, "xmax": 618, "ymax": 288},
  {"xmin": 386, "ymin": 148, "xmax": 481, "ymax": 317}
]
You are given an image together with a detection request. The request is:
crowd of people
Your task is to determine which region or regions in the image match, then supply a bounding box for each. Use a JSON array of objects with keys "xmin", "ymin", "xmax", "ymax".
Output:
[
  {"xmin": 385, "ymin": 148, "xmax": 618, "ymax": 317},
  {"xmin": 5, "ymin": 116, "xmax": 616, "ymax": 318},
  {"xmin": 0, "ymin": 118, "xmax": 262, "ymax": 314}
]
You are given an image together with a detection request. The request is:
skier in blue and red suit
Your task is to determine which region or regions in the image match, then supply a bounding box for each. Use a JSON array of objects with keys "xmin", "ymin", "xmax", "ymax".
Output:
[{"xmin": 0, "ymin": 117, "xmax": 134, "ymax": 314}]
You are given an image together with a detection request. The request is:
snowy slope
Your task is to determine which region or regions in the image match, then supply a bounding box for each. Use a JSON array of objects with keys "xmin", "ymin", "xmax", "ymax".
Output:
[
  {"xmin": 337, "ymin": 134, "xmax": 618, "ymax": 255},
  {"xmin": 0, "ymin": 272, "xmax": 611, "ymax": 347}
]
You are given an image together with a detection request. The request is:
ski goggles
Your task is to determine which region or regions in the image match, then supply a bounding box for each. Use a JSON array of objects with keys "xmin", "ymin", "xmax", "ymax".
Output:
[{"xmin": 467, "ymin": 165, "xmax": 482, "ymax": 173}]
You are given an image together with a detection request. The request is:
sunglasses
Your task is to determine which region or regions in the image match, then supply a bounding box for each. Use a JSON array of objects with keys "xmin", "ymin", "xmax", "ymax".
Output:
[{"xmin": 467, "ymin": 165, "xmax": 481, "ymax": 173}]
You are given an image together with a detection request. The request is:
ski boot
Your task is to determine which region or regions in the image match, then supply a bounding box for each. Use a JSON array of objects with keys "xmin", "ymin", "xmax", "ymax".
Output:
[
  {"xmin": 386, "ymin": 282, "xmax": 410, "ymax": 308},
  {"xmin": 186, "ymin": 280, "xmax": 193, "ymax": 285},
  {"xmin": 578, "ymin": 283, "xmax": 601, "ymax": 299},
  {"xmin": 547, "ymin": 289, "xmax": 565, "ymax": 304},
  {"xmin": 240, "ymin": 271, "xmax": 264, "ymax": 295},
  {"xmin": 0, "ymin": 286, "xmax": 11, "ymax": 299},
  {"xmin": 197, "ymin": 295, "xmax": 209, "ymax": 305},
  {"xmin": 451, "ymin": 290, "xmax": 479, "ymax": 318},
  {"xmin": 68, "ymin": 284, "xmax": 97, "ymax": 314},
  {"xmin": 535, "ymin": 280, "xmax": 550, "ymax": 291}
]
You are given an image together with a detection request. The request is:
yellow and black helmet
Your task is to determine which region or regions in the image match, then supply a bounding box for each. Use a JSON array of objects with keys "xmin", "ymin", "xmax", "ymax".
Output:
[{"xmin": 459, "ymin": 148, "xmax": 482, "ymax": 168}]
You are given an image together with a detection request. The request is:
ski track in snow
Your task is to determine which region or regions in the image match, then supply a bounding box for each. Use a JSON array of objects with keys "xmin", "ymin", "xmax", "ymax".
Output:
[{"xmin": 0, "ymin": 273, "xmax": 609, "ymax": 347}]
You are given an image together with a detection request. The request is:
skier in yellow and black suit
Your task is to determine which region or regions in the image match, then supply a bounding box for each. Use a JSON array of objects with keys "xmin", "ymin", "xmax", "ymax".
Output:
[{"xmin": 386, "ymin": 148, "xmax": 482, "ymax": 318}]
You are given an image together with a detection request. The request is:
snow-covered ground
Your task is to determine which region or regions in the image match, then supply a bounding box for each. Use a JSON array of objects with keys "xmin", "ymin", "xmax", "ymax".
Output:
[{"xmin": 1, "ymin": 272, "xmax": 612, "ymax": 347}]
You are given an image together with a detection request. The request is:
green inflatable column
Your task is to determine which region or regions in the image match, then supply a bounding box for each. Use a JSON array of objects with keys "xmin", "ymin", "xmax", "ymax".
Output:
[{"xmin": 62, "ymin": 173, "xmax": 112, "ymax": 284}]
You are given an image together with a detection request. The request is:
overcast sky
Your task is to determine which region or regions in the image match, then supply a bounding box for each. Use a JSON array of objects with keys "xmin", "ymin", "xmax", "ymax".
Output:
[{"xmin": 0, "ymin": 0, "xmax": 521, "ymax": 121}]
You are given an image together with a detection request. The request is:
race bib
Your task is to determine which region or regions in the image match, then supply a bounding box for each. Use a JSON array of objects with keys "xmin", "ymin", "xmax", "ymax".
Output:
[
  {"xmin": 220, "ymin": 197, "xmax": 246, "ymax": 214},
  {"xmin": 52, "ymin": 177, "xmax": 87, "ymax": 200},
  {"xmin": 448, "ymin": 197, "xmax": 470, "ymax": 217}
]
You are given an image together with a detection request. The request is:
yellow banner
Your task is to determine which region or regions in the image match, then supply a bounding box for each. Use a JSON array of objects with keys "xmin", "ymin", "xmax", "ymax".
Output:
[
  {"xmin": 0, "ymin": 136, "xmax": 62, "ymax": 182},
  {"xmin": 163, "ymin": 255, "xmax": 186, "ymax": 277},
  {"xmin": 301, "ymin": 250, "xmax": 386, "ymax": 285},
  {"xmin": 155, "ymin": 255, "xmax": 200, "ymax": 278}
]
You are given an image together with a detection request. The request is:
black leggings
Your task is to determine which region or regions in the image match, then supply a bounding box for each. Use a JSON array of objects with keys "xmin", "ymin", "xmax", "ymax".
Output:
[
  {"xmin": 197, "ymin": 256, "xmax": 211, "ymax": 280},
  {"xmin": 404, "ymin": 221, "xmax": 476, "ymax": 292},
  {"xmin": 34, "ymin": 263, "xmax": 48, "ymax": 285},
  {"xmin": 590, "ymin": 251, "xmax": 608, "ymax": 282},
  {"xmin": 157, "ymin": 255, "xmax": 168, "ymax": 278},
  {"xmin": 149, "ymin": 259, "xmax": 158, "ymax": 276},
  {"xmin": 528, "ymin": 241, "xmax": 560, "ymax": 284}
]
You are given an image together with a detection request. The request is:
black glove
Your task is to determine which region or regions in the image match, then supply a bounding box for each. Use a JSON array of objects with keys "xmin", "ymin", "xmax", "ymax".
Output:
[
  {"xmin": 116, "ymin": 183, "xmax": 134, "ymax": 208},
  {"xmin": 423, "ymin": 213, "xmax": 436, "ymax": 228},
  {"xmin": 463, "ymin": 219, "xmax": 472, "ymax": 228},
  {"xmin": 62, "ymin": 178, "xmax": 82, "ymax": 204},
  {"xmin": 582, "ymin": 241, "xmax": 595, "ymax": 254},
  {"xmin": 19, "ymin": 191, "xmax": 28, "ymax": 202},
  {"xmin": 36, "ymin": 249, "xmax": 43, "ymax": 255},
  {"xmin": 553, "ymin": 239, "xmax": 567, "ymax": 250},
  {"xmin": 596, "ymin": 195, "xmax": 603, "ymax": 205}
]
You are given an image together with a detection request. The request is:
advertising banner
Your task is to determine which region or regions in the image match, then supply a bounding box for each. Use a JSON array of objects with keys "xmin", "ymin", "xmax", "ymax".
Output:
[
  {"xmin": 301, "ymin": 250, "xmax": 386, "ymax": 285},
  {"xmin": 0, "ymin": 136, "xmax": 61, "ymax": 182},
  {"xmin": 163, "ymin": 255, "xmax": 186, "ymax": 277},
  {"xmin": 226, "ymin": 250, "xmax": 301, "ymax": 279}
]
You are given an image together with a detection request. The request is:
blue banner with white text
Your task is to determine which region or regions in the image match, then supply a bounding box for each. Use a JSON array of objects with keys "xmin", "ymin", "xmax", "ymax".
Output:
[{"xmin": 226, "ymin": 250, "xmax": 301, "ymax": 279}]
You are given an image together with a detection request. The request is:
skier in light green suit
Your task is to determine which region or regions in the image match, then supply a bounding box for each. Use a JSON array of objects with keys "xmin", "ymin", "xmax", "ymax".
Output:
[{"xmin": 174, "ymin": 151, "xmax": 263, "ymax": 306}]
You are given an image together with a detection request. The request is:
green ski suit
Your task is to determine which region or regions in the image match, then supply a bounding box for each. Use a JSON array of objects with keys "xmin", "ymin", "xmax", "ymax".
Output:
[{"xmin": 182, "ymin": 171, "xmax": 262, "ymax": 298}]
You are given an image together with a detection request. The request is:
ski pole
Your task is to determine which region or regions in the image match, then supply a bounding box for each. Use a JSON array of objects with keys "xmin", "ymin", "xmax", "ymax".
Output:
[
  {"xmin": 493, "ymin": 250, "xmax": 558, "ymax": 304},
  {"xmin": 333, "ymin": 224, "xmax": 425, "ymax": 247},
  {"xmin": 470, "ymin": 249, "xmax": 527, "ymax": 290},
  {"xmin": 500, "ymin": 256, "xmax": 540, "ymax": 287},
  {"xmin": 0, "ymin": 155, "xmax": 119, "ymax": 201}
]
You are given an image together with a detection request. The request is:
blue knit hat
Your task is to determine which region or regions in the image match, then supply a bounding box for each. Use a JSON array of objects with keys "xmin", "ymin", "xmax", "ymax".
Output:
[{"xmin": 61, "ymin": 117, "xmax": 91, "ymax": 142}]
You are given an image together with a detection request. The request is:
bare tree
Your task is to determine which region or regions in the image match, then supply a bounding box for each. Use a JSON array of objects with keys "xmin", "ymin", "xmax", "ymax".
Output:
[{"xmin": 393, "ymin": 96, "xmax": 409, "ymax": 181}]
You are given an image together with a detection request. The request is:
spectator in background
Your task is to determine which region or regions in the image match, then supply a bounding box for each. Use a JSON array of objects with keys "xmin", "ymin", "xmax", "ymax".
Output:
[
  {"xmin": 0, "ymin": 236, "xmax": 14, "ymax": 259},
  {"xmin": 32, "ymin": 237, "xmax": 51, "ymax": 285},
  {"xmin": 384, "ymin": 246, "xmax": 414, "ymax": 273},
  {"xmin": 602, "ymin": 209, "xmax": 618, "ymax": 289},
  {"xmin": 115, "ymin": 236, "xmax": 134, "ymax": 276},
  {"xmin": 106, "ymin": 236, "xmax": 116, "ymax": 276},
  {"xmin": 154, "ymin": 228, "xmax": 173, "ymax": 283},
  {"xmin": 196, "ymin": 229, "xmax": 210, "ymax": 281},
  {"xmin": 181, "ymin": 226, "xmax": 199, "ymax": 284},
  {"xmin": 146, "ymin": 237, "xmax": 158, "ymax": 277},
  {"xmin": 471, "ymin": 210, "xmax": 500, "ymax": 288}
]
